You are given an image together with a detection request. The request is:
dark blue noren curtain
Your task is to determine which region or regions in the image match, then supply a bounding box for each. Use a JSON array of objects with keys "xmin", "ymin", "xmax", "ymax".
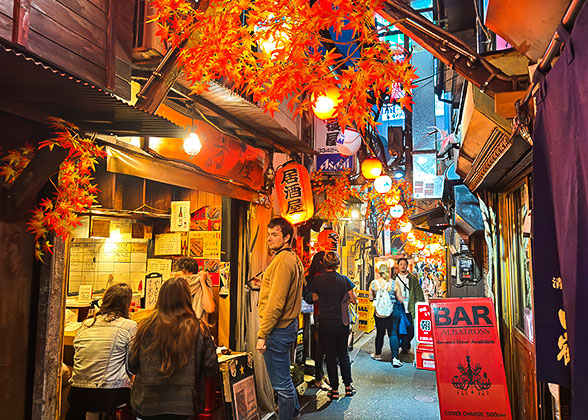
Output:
[{"xmin": 533, "ymin": 3, "xmax": 588, "ymax": 417}]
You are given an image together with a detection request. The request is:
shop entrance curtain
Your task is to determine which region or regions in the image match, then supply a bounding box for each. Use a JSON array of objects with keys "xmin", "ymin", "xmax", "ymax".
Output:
[{"xmin": 533, "ymin": 3, "xmax": 588, "ymax": 417}]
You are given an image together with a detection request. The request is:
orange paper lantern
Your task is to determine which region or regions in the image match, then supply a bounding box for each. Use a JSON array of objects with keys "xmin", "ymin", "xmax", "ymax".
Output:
[
  {"xmin": 311, "ymin": 87, "xmax": 341, "ymax": 120},
  {"xmin": 317, "ymin": 229, "xmax": 339, "ymax": 252},
  {"xmin": 361, "ymin": 158, "xmax": 383, "ymax": 180},
  {"xmin": 275, "ymin": 161, "xmax": 314, "ymax": 224}
]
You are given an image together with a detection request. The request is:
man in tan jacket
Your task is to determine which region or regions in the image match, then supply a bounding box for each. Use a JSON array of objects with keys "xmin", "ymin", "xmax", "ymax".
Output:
[{"xmin": 257, "ymin": 217, "xmax": 304, "ymax": 420}]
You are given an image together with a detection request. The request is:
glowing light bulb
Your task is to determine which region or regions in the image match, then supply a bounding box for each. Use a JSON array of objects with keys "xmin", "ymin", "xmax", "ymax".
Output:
[{"xmin": 183, "ymin": 132, "xmax": 202, "ymax": 156}]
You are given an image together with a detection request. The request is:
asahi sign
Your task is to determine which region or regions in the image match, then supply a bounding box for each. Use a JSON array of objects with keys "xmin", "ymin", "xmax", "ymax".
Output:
[{"xmin": 430, "ymin": 298, "xmax": 512, "ymax": 420}]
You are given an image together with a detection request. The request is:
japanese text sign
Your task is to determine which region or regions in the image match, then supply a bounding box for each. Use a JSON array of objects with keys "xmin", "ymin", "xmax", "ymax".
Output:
[
  {"xmin": 416, "ymin": 302, "xmax": 433, "ymax": 345},
  {"xmin": 430, "ymin": 298, "xmax": 511, "ymax": 420}
]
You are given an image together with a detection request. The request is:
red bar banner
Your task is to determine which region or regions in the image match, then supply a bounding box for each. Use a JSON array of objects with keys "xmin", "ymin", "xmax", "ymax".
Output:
[{"xmin": 430, "ymin": 298, "xmax": 511, "ymax": 420}]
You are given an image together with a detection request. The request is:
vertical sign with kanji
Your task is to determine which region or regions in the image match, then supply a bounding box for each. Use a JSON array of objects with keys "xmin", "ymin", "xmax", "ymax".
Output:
[{"xmin": 430, "ymin": 298, "xmax": 511, "ymax": 420}]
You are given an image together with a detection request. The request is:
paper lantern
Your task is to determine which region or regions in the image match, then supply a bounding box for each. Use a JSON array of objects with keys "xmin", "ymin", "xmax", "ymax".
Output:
[
  {"xmin": 317, "ymin": 229, "xmax": 339, "ymax": 251},
  {"xmin": 361, "ymin": 158, "xmax": 383, "ymax": 180},
  {"xmin": 390, "ymin": 204, "xmax": 404, "ymax": 218},
  {"xmin": 311, "ymin": 87, "xmax": 341, "ymax": 120},
  {"xmin": 275, "ymin": 161, "xmax": 314, "ymax": 224},
  {"xmin": 374, "ymin": 175, "xmax": 392, "ymax": 194},
  {"xmin": 400, "ymin": 221, "xmax": 412, "ymax": 233},
  {"xmin": 336, "ymin": 128, "xmax": 362, "ymax": 156}
]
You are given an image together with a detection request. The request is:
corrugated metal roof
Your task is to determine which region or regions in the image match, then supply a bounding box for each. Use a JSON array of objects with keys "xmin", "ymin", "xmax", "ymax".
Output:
[
  {"xmin": 176, "ymin": 74, "xmax": 315, "ymax": 154},
  {"xmin": 0, "ymin": 44, "xmax": 187, "ymax": 137}
]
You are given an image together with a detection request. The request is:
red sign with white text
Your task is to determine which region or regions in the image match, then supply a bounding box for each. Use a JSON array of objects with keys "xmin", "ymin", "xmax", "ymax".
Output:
[
  {"xmin": 430, "ymin": 298, "xmax": 511, "ymax": 420},
  {"xmin": 416, "ymin": 302, "xmax": 434, "ymax": 345}
]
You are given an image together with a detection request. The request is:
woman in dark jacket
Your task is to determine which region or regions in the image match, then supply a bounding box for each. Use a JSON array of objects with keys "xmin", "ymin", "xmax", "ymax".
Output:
[
  {"xmin": 311, "ymin": 251, "xmax": 357, "ymax": 400},
  {"xmin": 129, "ymin": 277, "xmax": 218, "ymax": 420}
]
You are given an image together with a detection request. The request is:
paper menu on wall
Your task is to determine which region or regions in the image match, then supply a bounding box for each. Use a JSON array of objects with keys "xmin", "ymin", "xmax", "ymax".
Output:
[
  {"xmin": 189, "ymin": 231, "xmax": 221, "ymax": 259},
  {"xmin": 147, "ymin": 258, "xmax": 172, "ymax": 282},
  {"xmin": 170, "ymin": 201, "xmax": 190, "ymax": 232},
  {"xmin": 154, "ymin": 233, "xmax": 182, "ymax": 255}
]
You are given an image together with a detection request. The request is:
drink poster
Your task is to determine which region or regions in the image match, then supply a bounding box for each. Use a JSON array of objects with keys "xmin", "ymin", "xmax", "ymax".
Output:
[
  {"xmin": 430, "ymin": 298, "xmax": 511, "ymax": 420},
  {"xmin": 170, "ymin": 201, "xmax": 190, "ymax": 232}
]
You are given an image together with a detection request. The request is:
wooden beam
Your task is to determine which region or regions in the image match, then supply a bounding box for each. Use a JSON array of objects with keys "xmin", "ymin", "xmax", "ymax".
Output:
[
  {"xmin": 12, "ymin": 0, "xmax": 31, "ymax": 47},
  {"xmin": 106, "ymin": 0, "xmax": 117, "ymax": 90},
  {"xmin": 1, "ymin": 146, "xmax": 68, "ymax": 223}
]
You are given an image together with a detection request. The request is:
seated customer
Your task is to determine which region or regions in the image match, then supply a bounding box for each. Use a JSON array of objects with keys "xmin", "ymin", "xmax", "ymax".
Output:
[
  {"xmin": 66, "ymin": 283, "xmax": 136, "ymax": 420},
  {"xmin": 129, "ymin": 277, "xmax": 219, "ymax": 420}
]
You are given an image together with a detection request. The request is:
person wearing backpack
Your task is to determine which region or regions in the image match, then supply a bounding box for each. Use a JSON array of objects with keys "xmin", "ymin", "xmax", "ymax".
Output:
[{"xmin": 369, "ymin": 264, "xmax": 404, "ymax": 368}]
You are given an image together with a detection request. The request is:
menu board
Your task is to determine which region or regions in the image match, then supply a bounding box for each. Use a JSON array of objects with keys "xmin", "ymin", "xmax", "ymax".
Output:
[
  {"xmin": 68, "ymin": 238, "xmax": 148, "ymax": 295},
  {"xmin": 154, "ymin": 233, "xmax": 182, "ymax": 255},
  {"xmin": 147, "ymin": 258, "xmax": 173, "ymax": 282}
]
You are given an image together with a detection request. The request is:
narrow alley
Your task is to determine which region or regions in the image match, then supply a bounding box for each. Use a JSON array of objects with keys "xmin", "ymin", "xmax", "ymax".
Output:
[{"xmin": 301, "ymin": 332, "xmax": 440, "ymax": 420}]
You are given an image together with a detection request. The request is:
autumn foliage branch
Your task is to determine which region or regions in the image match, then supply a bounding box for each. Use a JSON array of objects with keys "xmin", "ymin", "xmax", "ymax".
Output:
[
  {"xmin": 0, "ymin": 118, "xmax": 106, "ymax": 261},
  {"xmin": 151, "ymin": 0, "xmax": 418, "ymax": 134}
]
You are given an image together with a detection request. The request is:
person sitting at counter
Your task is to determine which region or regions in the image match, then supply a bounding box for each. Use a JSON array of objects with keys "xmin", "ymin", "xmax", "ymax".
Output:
[
  {"xmin": 172, "ymin": 257, "xmax": 215, "ymax": 319},
  {"xmin": 129, "ymin": 277, "xmax": 219, "ymax": 420},
  {"xmin": 66, "ymin": 283, "xmax": 136, "ymax": 420}
]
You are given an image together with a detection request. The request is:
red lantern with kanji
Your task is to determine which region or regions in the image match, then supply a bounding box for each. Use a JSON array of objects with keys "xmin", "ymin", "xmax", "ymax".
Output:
[
  {"xmin": 275, "ymin": 161, "xmax": 314, "ymax": 224},
  {"xmin": 317, "ymin": 229, "xmax": 339, "ymax": 252}
]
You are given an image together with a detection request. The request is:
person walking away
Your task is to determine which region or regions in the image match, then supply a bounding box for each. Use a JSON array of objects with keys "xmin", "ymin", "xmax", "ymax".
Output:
[
  {"xmin": 303, "ymin": 251, "xmax": 329, "ymax": 389},
  {"xmin": 129, "ymin": 277, "xmax": 219, "ymax": 420},
  {"xmin": 257, "ymin": 217, "xmax": 305, "ymax": 420},
  {"xmin": 394, "ymin": 258, "xmax": 425, "ymax": 354},
  {"xmin": 311, "ymin": 251, "xmax": 357, "ymax": 400},
  {"xmin": 369, "ymin": 264, "xmax": 404, "ymax": 368},
  {"xmin": 66, "ymin": 283, "xmax": 136, "ymax": 420},
  {"xmin": 172, "ymin": 257, "xmax": 215, "ymax": 320}
]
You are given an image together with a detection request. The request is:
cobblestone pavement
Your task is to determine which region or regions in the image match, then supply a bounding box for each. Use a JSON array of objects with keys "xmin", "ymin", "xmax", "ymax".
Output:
[{"xmin": 300, "ymin": 332, "xmax": 440, "ymax": 420}]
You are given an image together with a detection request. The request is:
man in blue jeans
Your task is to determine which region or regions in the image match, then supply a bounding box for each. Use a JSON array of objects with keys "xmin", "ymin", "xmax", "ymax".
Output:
[{"xmin": 257, "ymin": 218, "xmax": 305, "ymax": 420}]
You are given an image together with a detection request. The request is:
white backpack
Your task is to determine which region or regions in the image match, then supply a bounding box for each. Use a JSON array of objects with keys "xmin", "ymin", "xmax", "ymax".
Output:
[{"xmin": 373, "ymin": 280, "xmax": 394, "ymax": 317}]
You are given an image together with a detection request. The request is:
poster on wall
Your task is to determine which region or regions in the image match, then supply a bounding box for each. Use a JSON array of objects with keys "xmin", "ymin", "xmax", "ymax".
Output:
[
  {"xmin": 170, "ymin": 201, "xmax": 190, "ymax": 232},
  {"xmin": 219, "ymin": 262, "xmax": 230, "ymax": 296},
  {"xmin": 430, "ymin": 298, "xmax": 511, "ymax": 420},
  {"xmin": 189, "ymin": 231, "xmax": 221, "ymax": 259}
]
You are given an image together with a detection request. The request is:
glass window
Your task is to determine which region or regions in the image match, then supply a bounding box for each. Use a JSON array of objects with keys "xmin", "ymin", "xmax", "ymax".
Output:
[{"xmin": 510, "ymin": 184, "xmax": 533, "ymax": 341}]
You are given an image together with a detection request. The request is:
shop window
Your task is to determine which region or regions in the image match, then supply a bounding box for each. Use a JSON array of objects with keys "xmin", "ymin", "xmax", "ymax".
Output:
[{"xmin": 510, "ymin": 183, "xmax": 533, "ymax": 341}]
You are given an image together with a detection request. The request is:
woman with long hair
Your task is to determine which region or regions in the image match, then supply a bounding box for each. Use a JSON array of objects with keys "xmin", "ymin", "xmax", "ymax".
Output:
[
  {"xmin": 66, "ymin": 283, "xmax": 136, "ymax": 420},
  {"xmin": 129, "ymin": 277, "xmax": 218, "ymax": 420}
]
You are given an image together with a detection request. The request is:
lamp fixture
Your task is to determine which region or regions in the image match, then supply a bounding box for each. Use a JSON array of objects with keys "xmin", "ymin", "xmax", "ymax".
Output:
[{"xmin": 183, "ymin": 116, "xmax": 202, "ymax": 157}]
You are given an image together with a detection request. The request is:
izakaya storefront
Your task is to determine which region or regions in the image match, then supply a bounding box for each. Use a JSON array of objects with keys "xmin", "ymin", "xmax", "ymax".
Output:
[{"xmin": 59, "ymin": 119, "xmax": 275, "ymax": 417}]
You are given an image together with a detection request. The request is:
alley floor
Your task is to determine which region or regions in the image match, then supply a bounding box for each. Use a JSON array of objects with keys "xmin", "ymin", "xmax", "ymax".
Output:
[{"xmin": 300, "ymin": 331, "xmax": 440, "ymax": 420}]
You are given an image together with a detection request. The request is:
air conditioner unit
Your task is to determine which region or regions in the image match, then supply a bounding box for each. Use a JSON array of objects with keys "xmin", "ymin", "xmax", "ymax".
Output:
[{"xmin": 132, "ymin": 0, "xmax": 166, "ymax": 62}]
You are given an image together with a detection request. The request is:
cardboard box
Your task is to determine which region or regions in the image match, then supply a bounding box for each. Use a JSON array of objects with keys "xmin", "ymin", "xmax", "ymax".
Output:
[{"xmin": 416, "ymin": 344, "xmax": 435, "ymax": 371}]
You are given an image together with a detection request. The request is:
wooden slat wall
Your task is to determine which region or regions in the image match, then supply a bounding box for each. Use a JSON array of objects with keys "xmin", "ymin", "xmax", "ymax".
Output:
[
  {"xmin": 1, "ymin": 0, "xmax": 132, "ymax": 99},
  {"xmin": 0, "ymin": 1, "xmax": 13, "ymax": 40}
]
